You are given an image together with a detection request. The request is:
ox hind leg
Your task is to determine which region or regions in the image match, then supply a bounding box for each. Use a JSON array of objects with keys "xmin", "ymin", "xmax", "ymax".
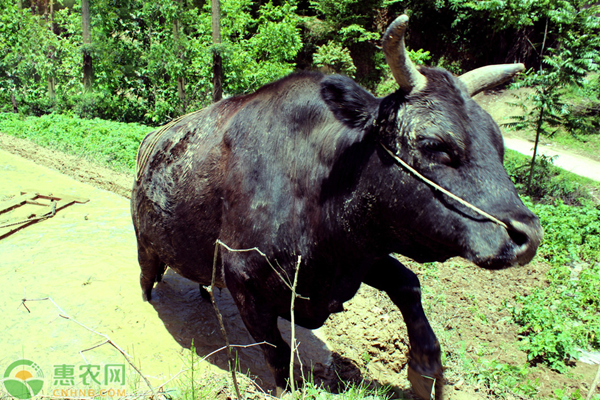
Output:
[
  {"xmin": 137, "ymin": 244, "xmax": 166, "ymax": 302},
  {"xmin": 363, "ymin": 255, "xmax": 443, "ymax": 400}
]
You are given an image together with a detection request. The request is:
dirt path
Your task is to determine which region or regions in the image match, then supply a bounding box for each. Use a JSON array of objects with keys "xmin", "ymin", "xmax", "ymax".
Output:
[
  {"xmin": 474, "ymin": 90, "xmax": 600, "ymax": 182},
  {"xmin": 503, "ymin": 137, "xmax": 600, "ymax": 181}
]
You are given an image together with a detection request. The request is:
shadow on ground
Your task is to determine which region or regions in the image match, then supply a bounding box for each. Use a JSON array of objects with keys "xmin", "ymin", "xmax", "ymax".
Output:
[{"xmin": 149, "ymin": 269, "xmax": 408, "ymax": 396}]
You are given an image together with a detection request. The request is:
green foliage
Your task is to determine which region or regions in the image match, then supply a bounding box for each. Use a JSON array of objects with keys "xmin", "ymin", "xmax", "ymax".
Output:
[
  {"xmin": 530, "ymin": 199, "xmax": 600, "ymax": 266},
  {"xmin": 552, "ymin": 387, "xmax": 600, "ymax": 400},
  {"xmin": 504, "ymin": 147, "xmax": 600, "ymax": 373},
  {"xmin": 218, "ymin": 0, "xmax": 303, "ymax": 95},
  {"xmin": 468, "ymin": 358, "xmax": 538, "ymax": 398},
  {"xmin": 313, "ymin": 41, "xmax": 357, "ymax": 77},
  {"xmin": 0, "ymin": 112, "xmax": 151, "ymax": 172},
  {"xmin": 503, "ymin": 150, "xmax": 595, "ymax": 205},
  {"xmin": 1, "ymin": 0, "xmax": 302, "ymax": 125},
  {"xmin": 299, "ymin": 378, "xmax": 391, "ymax": 399},
  {"xmin": 511, "ymin": 198, "xmax": 600, "ymax": 372}
]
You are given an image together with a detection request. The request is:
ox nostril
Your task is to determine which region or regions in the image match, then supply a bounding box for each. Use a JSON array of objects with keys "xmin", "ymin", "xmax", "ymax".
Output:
[
  {"xmin": 505, "ymin": 218, "xmax": 544, "ymax": 265},
  {"xmin": 507, "ymin": 223, "xmax": 528, "ymax": 247}
]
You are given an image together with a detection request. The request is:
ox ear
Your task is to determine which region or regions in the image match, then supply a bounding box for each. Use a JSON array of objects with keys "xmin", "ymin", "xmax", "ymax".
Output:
[{"xmin": 321, "ymin": 75, "xmax": 380, "ymax": 133}]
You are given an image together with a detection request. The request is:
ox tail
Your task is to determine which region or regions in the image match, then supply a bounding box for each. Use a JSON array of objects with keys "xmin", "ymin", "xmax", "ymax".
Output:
[{"xmin": 135, "ymin": 110, "xmax": 203, "ymax": 182}]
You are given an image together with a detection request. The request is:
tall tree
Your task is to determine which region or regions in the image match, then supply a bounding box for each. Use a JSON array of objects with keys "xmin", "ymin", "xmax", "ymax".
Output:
[
  {"xmin": 173, "ymin": 0, "xmax": 186, "ymax": 113},
  {"xmin": 211, "ymin": 0, "xmax": 222, "ymax": 102},
  {"xmin": 82, "ymin": 0, "xmax": 92, "ymax": 91},
  {"xmin": 47, "ymin": 0, "xmax": 55, "ymax": 99}
]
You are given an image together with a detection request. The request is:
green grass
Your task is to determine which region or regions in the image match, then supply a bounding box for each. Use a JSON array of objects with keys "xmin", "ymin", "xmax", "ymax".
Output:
[
  {"xmin": 504, "ymin": 148, "xmax": 600, "ymax": 205},
  {"xmin": 0, "ymin": 112, "xmax": 152, "ymax": 173}
]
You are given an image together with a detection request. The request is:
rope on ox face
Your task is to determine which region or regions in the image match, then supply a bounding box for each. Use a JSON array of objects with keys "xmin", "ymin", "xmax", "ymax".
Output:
[{"xmin": 380, "ymin": 143, "xmax": 509, "ymax": 230}]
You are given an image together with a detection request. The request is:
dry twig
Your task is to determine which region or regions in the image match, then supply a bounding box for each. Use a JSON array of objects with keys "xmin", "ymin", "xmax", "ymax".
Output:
[
  {"xmin": 288, "ymin": 255, "xmax": 302, "ymax": 394},
  {"xmin": 586, "ymin": 364, "xmax": 600, "ymax": 400},
  {"xmin": 216, "ymin": 239, "xmax": 309, "ymax": 300},
  {"xmin": 214, "ymin": 240, "xmax": 310, "ymax": 398},
  {"xmin": 211, "ymin": 241, "xmax": 243, "ymax": 399},
  {"xmin": 20, "ymin": 296, "xmax": 158, "ymax": 400}
]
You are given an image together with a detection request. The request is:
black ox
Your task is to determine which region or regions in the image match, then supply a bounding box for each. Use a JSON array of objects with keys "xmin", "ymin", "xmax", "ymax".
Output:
[{"xmin": 131, "ymin": 15, "xmax": 543, "ymax": 399}]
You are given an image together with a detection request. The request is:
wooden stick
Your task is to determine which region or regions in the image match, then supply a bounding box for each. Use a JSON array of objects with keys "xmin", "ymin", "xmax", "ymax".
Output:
[
  {"xmin": 211, "ymin": 241, "xmax": 242, "ymax": 399},
  {"xmin": 586, "ymin": 364, "xmax": 600, "ymax": 400},
  {"xmin": 289, "ymin": 256, "xmax": 301, "ymax": 395}
]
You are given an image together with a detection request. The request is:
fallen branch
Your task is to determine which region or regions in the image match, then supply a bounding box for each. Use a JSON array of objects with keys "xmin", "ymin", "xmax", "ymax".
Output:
[
  {"xmin": 586, "ymin": 363, "xmax": 600, "ymax": 400},
  {"xmin": 20, "ymin": 296, "xmax": 158, "ymax": 400}
]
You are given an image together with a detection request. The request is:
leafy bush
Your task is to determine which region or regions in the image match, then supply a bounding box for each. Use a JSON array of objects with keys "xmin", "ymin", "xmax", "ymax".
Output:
[{"xmin": 312, "ymin": 41, "xmax": 357, "ymax": 77}]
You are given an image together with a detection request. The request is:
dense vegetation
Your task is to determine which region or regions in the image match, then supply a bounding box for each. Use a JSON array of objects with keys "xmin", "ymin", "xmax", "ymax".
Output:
[{"xmin": 2, "ymin": 0, "xmax": 599, "ymax": 126}]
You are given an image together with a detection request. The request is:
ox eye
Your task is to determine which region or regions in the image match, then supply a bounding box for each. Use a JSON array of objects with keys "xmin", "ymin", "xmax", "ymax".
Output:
[{"xmin": 419, "ymin": 138, "xmax": 453, "ymax": 165}]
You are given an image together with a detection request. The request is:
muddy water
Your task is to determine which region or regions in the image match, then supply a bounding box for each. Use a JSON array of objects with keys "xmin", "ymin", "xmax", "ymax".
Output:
[{"xmin": 0, "ymin": 150, "xmax": 331, "ymax": 396}]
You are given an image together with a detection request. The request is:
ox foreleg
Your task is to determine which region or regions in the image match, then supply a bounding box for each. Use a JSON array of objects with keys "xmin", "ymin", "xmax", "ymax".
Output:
[
  {"xmin": 223, "ymin": 264, "xmax": 292, "ymax": 396},
  {"xmin": 363, "ymin": 255, "xmax": 443, "ymax": 400}
]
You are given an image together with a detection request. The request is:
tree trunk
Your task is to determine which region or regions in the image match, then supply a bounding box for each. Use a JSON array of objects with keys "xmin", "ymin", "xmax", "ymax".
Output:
[
  {"xmin": 82, "ymin": 0, "xmax": 93, "ymax": 91},
  {"xmin": 177, "ymin": 77, "xmax": 186, "ymax": 114},
  {"xmin": 10, "ymin": 93, "xmax": 18, "ymax": 113},
  {"xmin": 173, "ymin": 6, "xmax": 186, "ymax": 114},
  {"xmin": 211, "ymin": 0, "xmax": 222, "ymax": 103},
  {"xmin": 527, "ymin": 91, "xmax": 545, "ymax": 193},
  {"xmin": 48, "ymin": 77, "xmax": 56, "ymax": 99},
  {"xmin": 48, "ymin": 0, "xmax": 55, "ymax": 100}
]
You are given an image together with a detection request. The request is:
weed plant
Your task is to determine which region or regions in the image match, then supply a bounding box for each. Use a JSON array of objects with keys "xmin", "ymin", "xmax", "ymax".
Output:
[{"xmin": 503, "ymin": 147, "xmax": 600, "ymax": 376}]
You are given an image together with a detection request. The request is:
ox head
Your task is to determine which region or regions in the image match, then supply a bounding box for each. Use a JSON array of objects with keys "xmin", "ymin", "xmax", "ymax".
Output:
[{"xmin": 320, "ymin": 15, "xmax": 542, "ymax": 269}]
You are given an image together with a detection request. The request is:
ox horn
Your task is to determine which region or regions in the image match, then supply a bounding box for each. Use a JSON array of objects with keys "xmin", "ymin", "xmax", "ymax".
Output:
[
  {"xmin": 382, "ymin": 15, "xmax": 427, "ymax": 94},
  {"xmin": 459, "ymin": 64, "xmax": 525, "ymax": 97}
]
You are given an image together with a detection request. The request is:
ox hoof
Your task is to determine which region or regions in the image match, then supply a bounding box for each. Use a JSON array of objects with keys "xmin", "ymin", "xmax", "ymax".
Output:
[
  {"xmin": 407, "ymin": 363, "xmax": 444, "ymax": 400},
  {"xmin": 142, "ymin": 288, "xmax": 153, "ymax": 302},
  {"xmin": 275, "ymin": 386, "xmax": 285, "ymax": 398}
]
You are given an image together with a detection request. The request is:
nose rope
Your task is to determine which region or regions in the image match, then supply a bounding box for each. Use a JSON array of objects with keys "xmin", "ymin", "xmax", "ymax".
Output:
[{"xmin": 380, "ymin": 143, "xmax": 509, "ymax": 230}]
